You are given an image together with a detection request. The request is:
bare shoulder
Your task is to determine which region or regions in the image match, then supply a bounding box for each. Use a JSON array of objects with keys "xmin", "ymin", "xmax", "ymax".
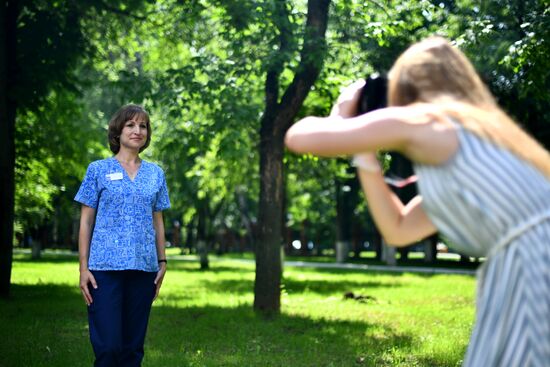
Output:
[{"xmin": 404, "ymin": 106, "xmax": 459, "ymax": 165}]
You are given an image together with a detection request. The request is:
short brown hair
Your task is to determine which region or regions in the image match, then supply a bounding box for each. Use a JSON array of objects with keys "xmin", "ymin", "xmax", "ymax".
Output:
[{"xmin": 108, "ymin": 104, "xmax": 152, "ymax": 154}]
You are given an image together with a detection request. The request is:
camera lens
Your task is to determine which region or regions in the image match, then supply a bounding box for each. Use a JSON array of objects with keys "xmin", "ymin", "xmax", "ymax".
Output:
[{"xmin": 357, "ymin": 74, "xmax": 388, "ymax": 115}]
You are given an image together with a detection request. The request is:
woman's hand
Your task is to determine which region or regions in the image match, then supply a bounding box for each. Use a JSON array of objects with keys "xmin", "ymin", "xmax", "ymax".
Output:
[
  {"xmin": 330, "ymin": 79, "xmax": 366, "ymax": 118},
  {"xmin": 79, "ymin": 269, "xmax": 97, "ymax": 306},
  {"xmin": 153, "ymin": 263, "xmax": 166, "ymax": 301}
]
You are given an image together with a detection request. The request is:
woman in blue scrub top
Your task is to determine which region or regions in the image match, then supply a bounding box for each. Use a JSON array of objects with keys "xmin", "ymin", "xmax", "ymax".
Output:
[{"xmin": 75, "ymin": 104, "xmax": 170, "ymax": 367}]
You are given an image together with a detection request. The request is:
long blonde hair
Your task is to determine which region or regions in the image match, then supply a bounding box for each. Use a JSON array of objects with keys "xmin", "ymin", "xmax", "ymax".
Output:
[{"xmin": 388, "ymin": 36, "xmax": 550, "ymax": 178}]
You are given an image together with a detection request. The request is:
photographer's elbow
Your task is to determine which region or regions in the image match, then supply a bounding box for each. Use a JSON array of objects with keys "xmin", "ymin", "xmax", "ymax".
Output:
[
  {"xmin": 285, "ymin": 116, "xmax": 325, "ymax": 154},
  {"xmin": 284, "ymin": 131, "xmax": 294, "ymax": 151},
  {"xmin": 285, "ymin": 128, "xmax": 306, "ymax": 154}
]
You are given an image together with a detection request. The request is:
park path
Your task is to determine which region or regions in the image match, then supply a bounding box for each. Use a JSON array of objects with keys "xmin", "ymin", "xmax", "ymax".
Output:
[
  {"xmin": 168, "ymin": 254, "xmax": 478, "ymax": 276},
  {"xmin": 17, "ymin": 249, "xmax": 477, "ymax": 276},
  {"xmin": 284, "ymin": 259, "xmax": 477, "ymax": 275}
]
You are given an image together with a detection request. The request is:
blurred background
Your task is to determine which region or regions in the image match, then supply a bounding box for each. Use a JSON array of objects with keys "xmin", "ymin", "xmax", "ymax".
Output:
[{"xmin": 3, "ymin": 0, "xmax": 548, "ymax": 269}]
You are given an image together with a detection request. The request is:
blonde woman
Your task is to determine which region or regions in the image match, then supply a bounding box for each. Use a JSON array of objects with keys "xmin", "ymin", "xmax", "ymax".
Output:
[{"xmin": 285, "ymin": 37, "xmax": 550, "ymax": 366}]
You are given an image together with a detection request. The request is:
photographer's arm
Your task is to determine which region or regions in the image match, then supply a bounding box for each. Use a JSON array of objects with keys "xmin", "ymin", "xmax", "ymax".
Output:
[
  {"xmin": 286, "ymin": 79, "xmax": 414, "ymax": 156},
  {"xmin": 285, "ymin": 107, "xmax": 418, "ymax": 157},
  {"xmin": 354, "ymin": 153, "xmax": 437, "ymax": 246}
]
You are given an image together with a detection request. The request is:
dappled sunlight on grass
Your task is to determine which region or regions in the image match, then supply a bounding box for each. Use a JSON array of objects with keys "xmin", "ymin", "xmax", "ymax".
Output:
[
  {"xmin": 145, "ymin": 304, "xmax": 418, "ymax": 367},
  {"xmin": 2, "ymin": 252, "xmax": 475, "ymax": 366}
]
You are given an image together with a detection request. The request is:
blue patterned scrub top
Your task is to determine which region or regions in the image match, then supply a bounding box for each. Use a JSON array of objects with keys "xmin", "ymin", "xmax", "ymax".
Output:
[{"xmin": 74, "ymin": 157, "xmax": 170, "ymax": 272}]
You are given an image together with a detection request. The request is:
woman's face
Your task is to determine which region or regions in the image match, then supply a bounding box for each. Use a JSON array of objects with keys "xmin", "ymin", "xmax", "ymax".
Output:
[{"xmin": 119, "ymin": 115, "xmax": 148, "ymax": 151}]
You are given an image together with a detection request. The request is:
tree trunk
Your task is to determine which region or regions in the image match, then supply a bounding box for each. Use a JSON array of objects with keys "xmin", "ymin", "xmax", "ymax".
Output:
[
  {"xmin": 31, "ymin": 237, "xmax": 41, "ymax": 260},
  {"xmin": 254, "ymin": 132, "xmax": 285, "ymax": 314},
  {"xmin": 299, "ymin": 220, "xmax": 309, "ymax": 256},
  {"xmin": 197, "ymin": 240, "xmax": 208, "ymax": 269},
  {"xmin": 236, "ymin": 187, "xmax": 256, "ymax": 249},
  {"xmin": 382, "ymin": 239, "xmax": 397, "ymax": 266},
  {"xmin": 372, "ymin": 228, "xmax": 382, "ymax": 261},
  {"xmin": 335, "ymin": 179, "xmax": 350, "ymax": 263},
  {"xmin": 336, "ymin": 165, "xmax": 358, "ymax": 263},
  {"xmin": 254, "ymin": 0, "xmax": 331, "ymax": 315},
  {"xmin": 352, "ymin": 221, "xmax": 362, "ymax": 259},
  {"xmin": 423, "ymin": 234, "xmax": 438, "ymax": 263},
  {"xmin": 183, "ymin": 218, "xmax": 194, "ymax": 254},
  {"xmin": 0, "ymin": 0, "xmax": 18, "ymax": 298},
  {"xmin": 197, "ymin": 203, "xmax": 209, "ymax": 270}
]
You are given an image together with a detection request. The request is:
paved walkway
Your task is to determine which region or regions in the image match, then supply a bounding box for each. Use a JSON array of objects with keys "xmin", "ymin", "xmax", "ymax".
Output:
[
  {"xmin": 18, "ymin": 249, "xmax": 477, "ymax": 276},
  {"xmin": 168, "ymin": 254, "xmax": 478, "ymax": 276},
  {"xmin": 285, "ymin": 260, "xmax": 477, "ymax": 275}
]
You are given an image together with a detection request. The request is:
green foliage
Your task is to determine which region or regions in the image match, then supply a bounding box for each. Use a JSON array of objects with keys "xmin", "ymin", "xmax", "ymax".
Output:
[
  {"xmin": 14, "ymin": 88, "xmax": 107, "ymax": 235},
  {"xmin": 14, "ymin": 0, "xmax": 87, "ymax": 112},
  {"xmin": 12, "ymin": 0, "xmax": 550, "ymax": 250},
  {"xmin": 13, "ymin": 0, "xmax": 152, "ymax": 111},
  {"xmin": 329, "ymin": 0, "xmax": 452, "ymax": 74},
  {"xmin": 286, "ymin": 156, "xmax": 340, "ymax": 245},
  {"xmin": 12, "ymin": 0, "xmax": 155, "ymax": 241},
  {"xmin": 284, "ymin": 0, "xmax": 451, "ymax": 243},
  {"xmin": 148, "ymin": 26, "xmax": 264, "ymax": 235},
  {"xmin": 14, "ymin": 159, "xmax": 58, "ymax": 232},
  {"xmin": 453, "ymin": 0, "xmax": 550, "ymax": 145}
]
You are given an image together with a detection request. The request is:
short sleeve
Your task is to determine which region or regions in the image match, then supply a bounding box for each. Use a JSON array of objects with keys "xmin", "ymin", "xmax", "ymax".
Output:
[
  {"xmin": 153, "ymin": 170, "xmax": 171, "ymax": 212},
  {"xmin": 74, "ymin": 163, "xmax": 101, "ymax": 209}
]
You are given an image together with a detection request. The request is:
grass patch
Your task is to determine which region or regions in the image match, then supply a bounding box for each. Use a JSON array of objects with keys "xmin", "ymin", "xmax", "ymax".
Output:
[{"xmin": 0, "ymin": 252, "xmax": 475, "ymax": 366}]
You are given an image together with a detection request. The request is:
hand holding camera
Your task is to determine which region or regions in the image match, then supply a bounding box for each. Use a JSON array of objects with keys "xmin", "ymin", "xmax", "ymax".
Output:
[
  {"xmin": 356, "ymin": 74, "xmax": 388, "ymax": 115},
  {"xmin": 329, "ymin": 79, "xmax": 366, "ymax": 118}
]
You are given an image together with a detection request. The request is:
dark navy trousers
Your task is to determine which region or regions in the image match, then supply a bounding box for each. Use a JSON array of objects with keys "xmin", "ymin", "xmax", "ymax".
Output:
[{"xmin": 88, "ymin": 270, "xmax": 156, "ymax": 367}]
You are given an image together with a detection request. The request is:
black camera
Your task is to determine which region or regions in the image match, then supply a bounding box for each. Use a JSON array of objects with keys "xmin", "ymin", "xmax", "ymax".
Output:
[
  {"xmin": 356, "ymin": 74, "xmax": 417, "ymax": 193},
  {"xmin": 357, "ymin": 74, "xmax": 388, "ymax": 115}
]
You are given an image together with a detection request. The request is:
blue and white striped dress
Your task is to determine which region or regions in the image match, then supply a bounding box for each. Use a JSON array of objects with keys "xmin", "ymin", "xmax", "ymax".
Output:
[{"xmin": 414, "ymin": 124, "xmax": 550, "ymax": 366}]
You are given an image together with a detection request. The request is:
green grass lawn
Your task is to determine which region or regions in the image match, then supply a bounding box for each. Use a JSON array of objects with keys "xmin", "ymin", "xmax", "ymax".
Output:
[{"xmin": 0, "ymin": 252, "xmax": 476, "ymax": 367}]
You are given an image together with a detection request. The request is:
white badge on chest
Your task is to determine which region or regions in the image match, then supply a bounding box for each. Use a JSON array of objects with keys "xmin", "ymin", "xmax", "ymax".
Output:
[{"xmin": 107, "ymin": 172, "xmax": 123, "ymax": 181}]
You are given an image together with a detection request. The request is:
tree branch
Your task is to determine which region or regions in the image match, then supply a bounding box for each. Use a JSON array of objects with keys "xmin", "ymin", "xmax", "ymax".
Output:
[
  {"xmin": 277, "ymin": 0, "xmax": 331, "ymax": 133},
  {"xmin": 265, "ymin": 1, "xmax": 294, "ymax": 114},
  {"xmin": 96, "ymin": 0, "xmax": 148, "ymax": 21}
]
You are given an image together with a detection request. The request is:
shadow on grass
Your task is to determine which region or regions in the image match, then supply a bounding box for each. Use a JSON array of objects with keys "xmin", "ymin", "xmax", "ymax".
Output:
[
  {"xmin": 146, "ymin": 304, "xmax": 417, "ymax": 367},
  {"xmin": 193, "ymin": 277, "xmax": 405, "ymax": 297},
  {"xmin": 0, "ymin": 283, "xmax": 92, "ymax": 367},
  {"xmin": 0, "ymin": 282, "xmax": 464, "ymax": 367},
  {"xmin": 11, "ymin": 255, "xmax": 445, "ymax": 300},
  {"xmin": 165, "ymin": 261, "xmax": 414, "ymax": 298}
]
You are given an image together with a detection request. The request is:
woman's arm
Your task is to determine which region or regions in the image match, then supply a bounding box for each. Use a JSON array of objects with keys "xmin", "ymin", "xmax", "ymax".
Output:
[
  {"xmin": 285, "ymin": 109, "xmax": 440, "ymax": 247},
  {"xmin": 286, "ymin": 80, "xmax": 414, "ymax": 156},
  {"xmin": 354, "ymin": 153, "xmax": 437, "ymax": 246},
  {"xmin": 285, "ymin": 107, "xmax": 418, "ymax": 157},
  {"xmin": 285, "ymin": 81, "xmax": 450, "ymax": 247},
  {"xmin": 153, "ymin": 211, "xmax": 167, "ymax": 300},
  {"xmin": 285, "ymin": 99, "xmax": 448, "ymax": 159},
  {"xmin": 79, "ymin": 205, "xmax": 97, "ymax": 305}
]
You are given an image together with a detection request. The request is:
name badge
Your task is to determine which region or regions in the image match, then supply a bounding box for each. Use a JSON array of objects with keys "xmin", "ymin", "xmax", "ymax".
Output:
[{"xmin": 107, "ymin": 172, "xmax": 123, "ymax": 181}]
